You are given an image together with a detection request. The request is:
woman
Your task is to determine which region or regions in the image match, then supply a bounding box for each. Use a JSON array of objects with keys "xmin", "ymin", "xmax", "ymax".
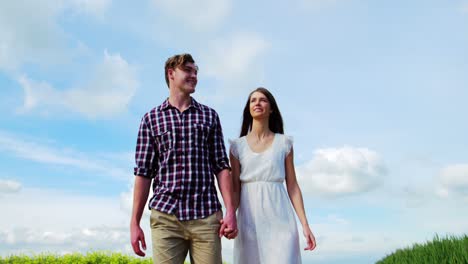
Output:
[{"xmin": 228, "ymin": 87, "xmax": 316, "ymax": 264}]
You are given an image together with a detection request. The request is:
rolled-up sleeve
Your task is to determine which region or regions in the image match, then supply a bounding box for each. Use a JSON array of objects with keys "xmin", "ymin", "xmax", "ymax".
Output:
[
  {"xmin": 209, "ymin": 112, "xmax": 231, "ymax": 175},
  {"xmin": 134, "ymin": 114, "xmax": 158, "ymax": 178}
]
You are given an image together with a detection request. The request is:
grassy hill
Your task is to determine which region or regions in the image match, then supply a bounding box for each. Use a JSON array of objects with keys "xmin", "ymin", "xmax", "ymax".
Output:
[{"xmin": 377, "ymin": 234, "xmax": 468, "ymax": 264}]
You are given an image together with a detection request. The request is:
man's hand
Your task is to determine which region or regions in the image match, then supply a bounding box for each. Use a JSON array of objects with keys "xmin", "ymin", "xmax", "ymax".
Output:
[
  {"xmin": 219, "ymin": 210, "xmax": 238, "ymax": 239},
  {"xmin": 130, "ymin": 224, "xmax": 147, "ymax": 257},
  {"xmin": 220, "ymin": 219, "xmax": 238, "ymax": 239}
]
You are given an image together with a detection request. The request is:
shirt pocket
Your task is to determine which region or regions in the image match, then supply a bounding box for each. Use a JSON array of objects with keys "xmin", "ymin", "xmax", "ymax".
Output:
[
  {"xmin": 193, "ymin": 123, "xmax": 211, "ymax": 146},
  {"xmin": 155, "ymin": 130, "xmax": 173, "ymax": 152}
]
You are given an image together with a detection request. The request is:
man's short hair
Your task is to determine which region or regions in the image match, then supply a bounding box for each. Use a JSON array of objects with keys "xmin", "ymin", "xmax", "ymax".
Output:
[{"xmin": 164, "ymin": 53, "xmax": 195, "ymax": 88}]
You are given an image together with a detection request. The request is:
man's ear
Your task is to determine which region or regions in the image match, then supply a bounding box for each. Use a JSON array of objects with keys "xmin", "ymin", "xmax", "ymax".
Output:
[{"xmin": 167, "ymin": 68, "xmax": 175, "ymax": 81}]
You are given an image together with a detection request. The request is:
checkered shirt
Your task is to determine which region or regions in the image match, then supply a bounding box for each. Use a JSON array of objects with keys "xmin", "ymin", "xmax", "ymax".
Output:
[{"xmin": 134, "ymin": 97, "xmax": 230, "ymax": 220}]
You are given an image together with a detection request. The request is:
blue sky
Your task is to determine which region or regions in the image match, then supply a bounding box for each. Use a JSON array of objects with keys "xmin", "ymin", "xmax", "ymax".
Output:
[{"xmin": 1, "ymin": 0, "xmax": 468, "ymax": 263}]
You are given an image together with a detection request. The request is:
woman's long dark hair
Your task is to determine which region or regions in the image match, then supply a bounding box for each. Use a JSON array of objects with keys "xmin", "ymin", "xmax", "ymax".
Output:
[{"xmin": 240, "ymin": 87, "xmax": 284, "ymax": 137}]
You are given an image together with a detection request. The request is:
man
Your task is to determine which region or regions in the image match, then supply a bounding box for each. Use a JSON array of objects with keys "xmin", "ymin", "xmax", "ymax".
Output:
[{"xmin": 130, "ymin": 53, "xmax": 237, "ymax": 264}]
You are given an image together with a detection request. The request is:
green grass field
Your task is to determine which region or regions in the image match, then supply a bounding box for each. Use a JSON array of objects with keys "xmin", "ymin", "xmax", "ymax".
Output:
[
  {"xmin": 0, "ymin": 252, "xmax": 229, "ymax": 264},
  {"xmin": 377, "ymin": 234, "xmax": 468, "ymax": 264},
  {"xmin": 0, "ymin": 252, "xmax": 154, "ymax": 264},
  {"xmin": 2, "ymin": 235, "xmax": 466, "ymax": 263}
]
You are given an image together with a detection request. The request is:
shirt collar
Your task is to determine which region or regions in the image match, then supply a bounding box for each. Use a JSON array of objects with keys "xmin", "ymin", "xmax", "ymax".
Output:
[{"xmin": 159, "ymin": 97, "xmax": 201, "ymax": 111}]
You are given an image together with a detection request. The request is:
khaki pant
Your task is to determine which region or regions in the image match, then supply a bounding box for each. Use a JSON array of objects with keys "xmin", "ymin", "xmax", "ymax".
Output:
[{"xmin": 150, "ymin": 210, "xmax": 223, "ymax": 264}]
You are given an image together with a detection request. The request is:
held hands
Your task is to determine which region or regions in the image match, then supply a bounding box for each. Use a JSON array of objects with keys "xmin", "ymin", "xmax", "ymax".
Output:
[
  {"xmin": 219, "ymin": 211, "xmax": 238, "ymax": 240},
  {"xmin": 302, "ymin": 225, "xmax": 317, "ymax": 251}
]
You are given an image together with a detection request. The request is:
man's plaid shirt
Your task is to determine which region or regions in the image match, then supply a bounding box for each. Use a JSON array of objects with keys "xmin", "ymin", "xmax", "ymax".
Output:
[{"xmin": 134, "ymin": 97, "xmax": 230, "ymax": 221}]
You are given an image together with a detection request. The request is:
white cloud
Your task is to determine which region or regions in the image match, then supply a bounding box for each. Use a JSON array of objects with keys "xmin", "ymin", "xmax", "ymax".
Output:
[
  {"xmin": 0, "ymin": 186, "xmax": 136, "ymax": 255},
  {"xmin": 0, "ymin": 180, "xmax": 21, "ymax": 194},
  {"xmin": 0, "ymin": 1, "xmax": 111, "ymax": 72},
  {"xmin": 299, "ymin": 194, "xmax": 468, "ymax": 263},
  {"xmin": 199, "ymin": 32, "xmax": 269, "ymax": 102},
  {"xmin": 1, "ymin": 175, "xmax": 465, "ymax": 262},
  {"xmin": 436, "ymin": 163, "xmax": 468, "ymax": 199},
  {"xmin": 0, "ymin": 187, "xmax": 128, "ymax": 230},
  {"xmin": 300, "ymin": 205, "xmax": 466, "ymax": 263},
  {"xmin": 0, "ymin": 227, "xmax": 128, "ymax": 250},
  {"xmin": 0, "ymin": 130, "xmax": 129, "ymax": 180},
  {"xmin": 308, "ymin": 231, "xmax": 393, "ymax": 257},
  {"xmin": 119, "ymin": 184, "xmax": 151, "ymax": 220},
  {"xmin": 0, "ymin": 1, "xmax": 66, "ymax": 71},
  {"xmin": 17, "ymin": 75, "xmax": 63, "ymax": 114},
  {"xmin": 0, "ymin": 184, "xmax": 236, "ymax": 259},
  {"xmin": 18, "ymin": 51, "xmax": 138, "ymax": 118},
  {"xmin": 202, "ymin": 33, "xmax": 269, "ymax": 79},
  {"xmin": 151, "ymin": 0, "xmax": 231, "ymax": 32},
  {"xmin": 296, "ymin": 146, "xmax": 387, "ymax": 197},
  {"xmin": 297, "ymin": 214, "xmax": 401, "ymax": 263}
]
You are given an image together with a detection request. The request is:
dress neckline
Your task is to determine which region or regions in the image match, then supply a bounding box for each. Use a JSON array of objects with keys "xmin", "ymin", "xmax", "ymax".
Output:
[{"xmin": 243, "ymin": 133, "xmax": 277, "ymax": 155}]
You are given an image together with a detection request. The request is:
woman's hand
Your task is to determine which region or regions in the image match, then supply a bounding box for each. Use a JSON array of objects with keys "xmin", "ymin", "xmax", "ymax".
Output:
[{"xmin": 303, "ymin": 225, "xmax": 316, "ymax": 251}]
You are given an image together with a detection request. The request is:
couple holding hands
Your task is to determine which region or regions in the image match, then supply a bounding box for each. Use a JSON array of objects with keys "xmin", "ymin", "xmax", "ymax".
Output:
[{"xmin": 130, "ymin": 53, "xmax": 316, "ymax": 264}]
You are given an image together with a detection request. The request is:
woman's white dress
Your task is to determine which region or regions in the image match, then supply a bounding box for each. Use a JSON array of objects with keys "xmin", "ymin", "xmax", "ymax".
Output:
[{"xmin": 230, "ymin": 133, "xmax": 301, "ymax": 264}]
